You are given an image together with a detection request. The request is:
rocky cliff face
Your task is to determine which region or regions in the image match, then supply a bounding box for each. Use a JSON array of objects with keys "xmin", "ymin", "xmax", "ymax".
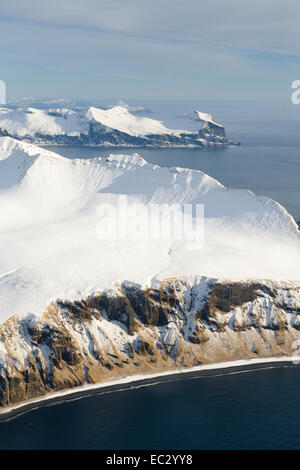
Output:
[
  {"xmin": 18, "ymin": 125, "xmax": 237, "ymax": 147},
  {"xmin": 202, "ymin": 121, "xmax": 226, "ymax": 138},
  {"xmin": 0, "ymin": 276, "xmax": 299, "ymax": 409},
  {"xmin": 86, "ymin": 122, "xmax": 236, "ymax": 147}
]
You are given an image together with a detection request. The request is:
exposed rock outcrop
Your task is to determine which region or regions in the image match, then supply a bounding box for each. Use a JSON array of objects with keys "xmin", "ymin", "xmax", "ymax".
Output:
[
  {"xmin": 0, "ymin": 128, "xmax": 12, "ymax": 138},
  {"xmin": 11, "ymin": 125, "xmax": 237, "ymax": 148},
  {"xmin": 0, "ymin": 276, "xmax": 299, "ymax": 409},
  {"xmin": 86, "ymin": 123, "xmax": 235, "ymax": 148}
]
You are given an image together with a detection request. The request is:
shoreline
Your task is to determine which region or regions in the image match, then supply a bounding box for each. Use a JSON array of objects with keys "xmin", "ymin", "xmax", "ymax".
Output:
[{"xmin": 0, "ymin": 355, "xmax": 298, "ymax": 423}]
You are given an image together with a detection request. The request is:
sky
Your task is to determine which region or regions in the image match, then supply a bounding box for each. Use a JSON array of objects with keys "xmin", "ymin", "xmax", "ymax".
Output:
[{"xmin": 0, "ymin": 0, "xmax": 300, "ymax": 102}]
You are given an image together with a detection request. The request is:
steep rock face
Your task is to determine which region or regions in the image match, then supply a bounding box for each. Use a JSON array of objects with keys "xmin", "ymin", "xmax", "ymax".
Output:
[
  {"xmin": 87, "ymin": 122, "xmax": 235, "ymax": 147},
  {"xmin": 9, "ymin": 125, "xmax": 237, "ymax": 147},
  {"xmin": 202, "ymin": 121, "xmax": 226, "ymax": 138},
  {"xmin": 0, "ymin": 276, "xmax": 299, "ymax": 409}
]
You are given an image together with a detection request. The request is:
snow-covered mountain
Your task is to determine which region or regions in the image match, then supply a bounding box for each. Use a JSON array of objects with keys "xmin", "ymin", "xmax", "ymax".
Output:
[
  {"xmin": 0, "ymin": 136, "xmax": 299, "ymax": 324},
  {"xmin": 0, "ymin": 105, "xmax": 237, "ymax": 147},
  {"xmin": 0, "ymin": 137, "xmax": 299, "ymax": 411}
]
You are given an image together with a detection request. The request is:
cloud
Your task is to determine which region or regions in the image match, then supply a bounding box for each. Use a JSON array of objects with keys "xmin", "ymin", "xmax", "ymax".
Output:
[
  {"xmin": 1, "ymin": 1, "xmax": 299, "ymax": 100},
  {"xmin": 1, "ymin": 0, "xmax": 300, "ymax": 55}
]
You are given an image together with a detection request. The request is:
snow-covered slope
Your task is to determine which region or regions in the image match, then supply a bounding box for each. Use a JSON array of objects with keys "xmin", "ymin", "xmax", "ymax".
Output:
[
  {"xmin": 0, "ymin": 105, "xmax": 236, "ymax": 147},
  {"xmin": 86, "ymin": 105, "xmax": 185, "ymax": 137},
  {"xmin": 196, "ymin": 110, "xmax": 224, "ymax": 129},
  {"xmin": 0, "ymin": 107, "xmax": 89, "ymax": 137},
  {"xmin": 0, "ymin": 136, "xmax": 299, "ymax": 322}
]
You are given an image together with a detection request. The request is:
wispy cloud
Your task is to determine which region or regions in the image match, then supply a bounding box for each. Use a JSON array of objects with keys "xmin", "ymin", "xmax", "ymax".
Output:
[{"xmin": 1, "ymin": 0, "xmax": 299, "ymax": 100}]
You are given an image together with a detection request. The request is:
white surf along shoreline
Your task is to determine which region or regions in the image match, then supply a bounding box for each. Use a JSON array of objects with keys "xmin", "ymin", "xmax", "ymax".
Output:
[{"xmin": 0, "ymin": 356, "xmax": 297, "ymax": 418}]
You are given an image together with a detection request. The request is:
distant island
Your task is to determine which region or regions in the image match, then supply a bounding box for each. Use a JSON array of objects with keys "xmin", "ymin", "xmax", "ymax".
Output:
[{"xmin": 0, "ymin": 105, "xmax": 239, "ymax": 148}]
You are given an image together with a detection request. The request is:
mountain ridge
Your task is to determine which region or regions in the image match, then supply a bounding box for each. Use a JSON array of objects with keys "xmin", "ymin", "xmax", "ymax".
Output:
[{"xmin": 0, "ymin": 105, "xmax": 238, "ymax": 147}]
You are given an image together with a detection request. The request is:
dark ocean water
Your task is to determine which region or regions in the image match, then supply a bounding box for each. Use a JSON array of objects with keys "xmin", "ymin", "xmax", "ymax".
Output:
[{"xmin": 1, "ymin": 366, "xmax": 300, "ymax": 450}]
